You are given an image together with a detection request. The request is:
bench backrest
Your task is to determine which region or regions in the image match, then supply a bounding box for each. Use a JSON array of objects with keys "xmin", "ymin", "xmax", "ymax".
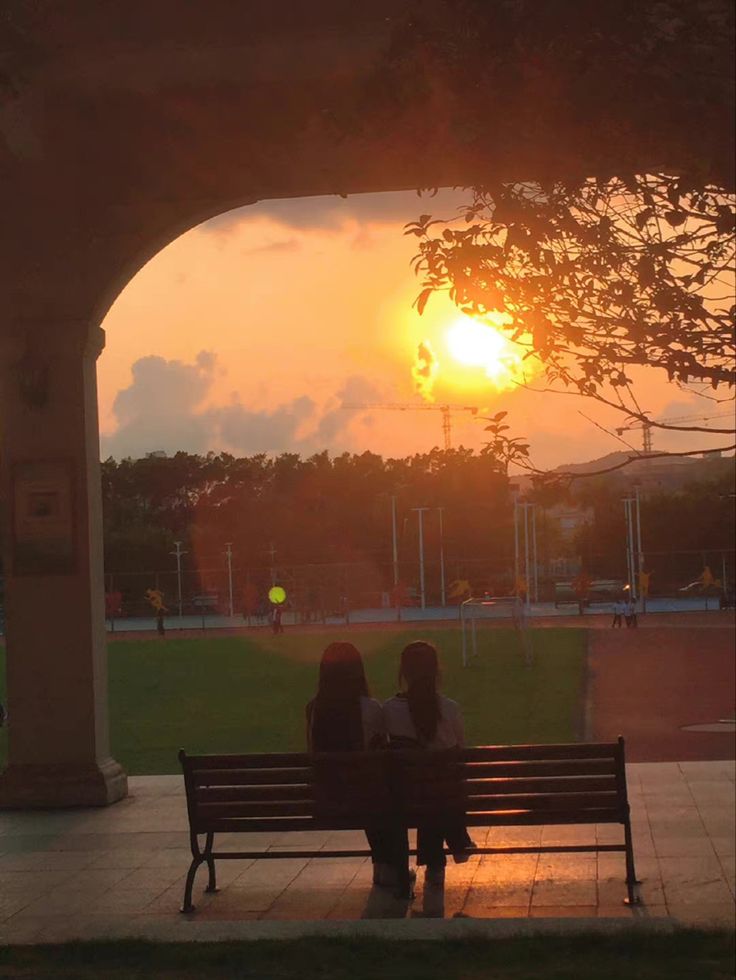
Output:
[
  {"xmin": 179, "ymin": 749, "xmax": 391, "ymax": 834},
  {"xmin": 179, "ymin": 740, "xmax": 628, "ymax": 835},
  {"xmin": 397, "ymin": 740, "xmax": 628, "ymax": 828}
]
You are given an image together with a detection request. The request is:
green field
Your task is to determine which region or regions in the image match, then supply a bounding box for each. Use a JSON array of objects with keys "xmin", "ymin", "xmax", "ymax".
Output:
[
  {"xmin": 0, "ymin": 628, "xmax": 587, "ymax": 775},
  {"xmin": 1, "ymin": 932, "xmax": 733, "ymax": 980}
]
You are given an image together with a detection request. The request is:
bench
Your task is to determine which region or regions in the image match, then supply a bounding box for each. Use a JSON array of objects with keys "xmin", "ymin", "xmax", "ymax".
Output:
[{"xmin": 178, "ymin": 737, "xmax": 639, "ymax": 913}]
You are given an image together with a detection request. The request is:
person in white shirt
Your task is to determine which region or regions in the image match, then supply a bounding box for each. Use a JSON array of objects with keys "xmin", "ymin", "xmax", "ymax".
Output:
[
  {"xmin": 383, "ymin": 640, "xmax": 475, "ymax": 887},
  {"xmin": 305, "ymin": 642, "xmax": 393, "ymax": 883}
]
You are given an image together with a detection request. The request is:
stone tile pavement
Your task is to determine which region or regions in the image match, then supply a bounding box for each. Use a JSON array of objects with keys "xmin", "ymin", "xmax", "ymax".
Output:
[{"xmin": 0, "ymin": 760, "xmax": 733, "ymax": 943}]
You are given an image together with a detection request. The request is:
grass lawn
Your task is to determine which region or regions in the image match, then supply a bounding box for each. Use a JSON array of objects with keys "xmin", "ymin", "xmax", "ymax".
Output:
[
  {"xmin": 0, "ymin": 933, "xmax": 733, "ymax": 980},
  {"xmin": 0, "ymin": 627, "xmax": 586, "ymax": 774}
]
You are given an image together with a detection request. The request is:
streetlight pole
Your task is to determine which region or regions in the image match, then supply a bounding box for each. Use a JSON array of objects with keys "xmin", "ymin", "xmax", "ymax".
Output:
[
  {"xmin": 531, "ymin": 504, "xmax": 539, "ymax": 603},
  {"xmin": 225, "ymin": 542, "xmax": 234, "ymax": 618},
  {"xmin": 634, "ymin": 485, "xmax": 644, "ymax": 611},
  {"xmin": 412, "ymin": 507, "xmax": 430, "ymax": 609},
  {"xmin": 268, "ymin": 542, "xmax": 276, "ymax": 586},
  {"xmin": 437, "ymin": 507, "xmax": 446, "ymax": 607},
  {"xmin": 523, "ymin": 502, "xmax": 531, "ymax": 609},
  {"xmin": 513, "ymin": 498, "xmax": 520, "ymax": 597},
  {"xmin": 623, "ymin": 497, "xmax": 638, "ymax": 602},
  {"xmin": 170, "ymin": 541, "xmax": 187, "ymax": 619},
  {"xmin": 391, "ymin": 495, "xmax": 399, "ymax": 589}
]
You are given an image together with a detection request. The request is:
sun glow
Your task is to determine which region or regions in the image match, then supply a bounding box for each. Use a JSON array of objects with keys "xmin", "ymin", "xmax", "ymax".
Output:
[{"xmin": 445, "ymin": 317, "xmax": 522, "ymax": 388}]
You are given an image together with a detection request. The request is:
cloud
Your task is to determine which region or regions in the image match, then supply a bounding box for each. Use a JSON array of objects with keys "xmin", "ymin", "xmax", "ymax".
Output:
[
  {"xmin": 214, "ymin": 396, "xmax": 317, "ymax": 454},
  {"xmin": 240, "ymin": 238, "xmax": 301, "ymax": 255},
  {"xmin": 411, "ymin": 340, "xmax": 439, "ymax": 401},
  {"xmin": 100, "ymin": 354, "xmax": 387, "ymax": 460},
  {"xmin": 201, "ymin": 188, "xmax": 470, "ymax": 237},
  {"xmin": 315, "ymin": 374, "xmax": 385, "ymax": 443}
]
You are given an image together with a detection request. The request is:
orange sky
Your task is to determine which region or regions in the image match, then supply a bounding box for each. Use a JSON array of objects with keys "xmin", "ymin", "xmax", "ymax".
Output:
[{"xmin": 98, "ymin": 189, "xmax": 730, "ymax": 470}]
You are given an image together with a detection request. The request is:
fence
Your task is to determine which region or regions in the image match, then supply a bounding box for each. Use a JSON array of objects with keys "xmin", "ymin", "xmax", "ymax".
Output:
[{"xmin": 103, "ymin": 547, "xmax": 735, "ymax": 620}]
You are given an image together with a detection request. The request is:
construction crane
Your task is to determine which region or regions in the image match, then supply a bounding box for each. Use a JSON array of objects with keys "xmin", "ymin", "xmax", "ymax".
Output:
[
  {"xmin": 616, "ymin": 411, "xmax": 733, "ymax": 454},
  {"xmin": 343, "ymin": 403, "xmax": 479, "ymax": 450}
]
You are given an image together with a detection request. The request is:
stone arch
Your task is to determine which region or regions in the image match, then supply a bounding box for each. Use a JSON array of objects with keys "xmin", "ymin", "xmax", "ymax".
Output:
[{"xmin": 1, "ymin": 1, "xmax": 730, "ymax": 806}]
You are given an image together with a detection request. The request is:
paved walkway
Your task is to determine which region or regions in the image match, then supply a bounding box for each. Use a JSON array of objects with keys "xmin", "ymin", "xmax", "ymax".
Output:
[{"xmin": 0, "ymin": 761, "xmax": 733, "ymax": 943}]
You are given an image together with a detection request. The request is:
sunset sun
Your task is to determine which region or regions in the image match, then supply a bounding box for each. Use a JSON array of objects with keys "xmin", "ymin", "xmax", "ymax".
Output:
[{"xmin": 445, "ymin": 317, "xmax": 522, "ymax": 388}]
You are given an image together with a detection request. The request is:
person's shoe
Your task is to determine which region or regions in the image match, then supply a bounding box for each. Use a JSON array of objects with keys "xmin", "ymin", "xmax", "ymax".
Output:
[
  {"xmin": 393, "ymin": 881, "xmax": 416, "ymax": 901},
  {"xmin": 425, "ymin": 865, "xmax": 445, "ymax": 887}
]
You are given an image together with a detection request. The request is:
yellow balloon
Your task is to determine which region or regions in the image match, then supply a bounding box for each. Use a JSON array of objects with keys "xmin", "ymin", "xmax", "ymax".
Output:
[{"xmin": 269, "ymin": 586, "xmax": 286, "ymax": 605}]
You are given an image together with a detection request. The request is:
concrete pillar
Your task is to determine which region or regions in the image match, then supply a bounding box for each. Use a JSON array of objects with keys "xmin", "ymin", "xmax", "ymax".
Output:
[{"xmin": 0, "ymin": 322, "xmax": 127, "ymax": 807}]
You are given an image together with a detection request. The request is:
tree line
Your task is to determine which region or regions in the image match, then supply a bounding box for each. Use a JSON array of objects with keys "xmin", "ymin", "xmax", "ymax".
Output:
[{"xmin": 101, "ymin": 449, "xmax": 734, "ymax": 606}]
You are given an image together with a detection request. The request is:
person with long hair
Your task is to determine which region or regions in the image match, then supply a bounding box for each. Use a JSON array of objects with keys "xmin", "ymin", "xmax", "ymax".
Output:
[
  {"xmin": 382, "ymin": 640, "xmax": 475, "ymax": 886},
  {"xmin": 306, "ymin": 641, "xmax": 400, "ymax": 888}
]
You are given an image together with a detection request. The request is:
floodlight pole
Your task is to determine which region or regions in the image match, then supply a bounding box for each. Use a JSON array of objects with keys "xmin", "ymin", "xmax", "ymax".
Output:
[
  {"xmin": 513, "ymin": 497, "xmax": 520, "ymax": 598},
  {"xmin": 170, "ymin": 541, "xmax": 187, "ymax": 619},
  {"xmin": 531, "ymin": 504, "xmax": 539, "ymax": 604},
  {"xmin": 412, "ymin": 507, "xmax": 430, "ymax": 609},
  {"xmin": 623, "ymin": 497, "xmax": 638, "ymax": 602},
  {"xmin": 523, "ymin": 503, "xmax": 531, "ymax": 609},
  {"xmin": 634, "ymin": 485, "xmax": 644, "ymax": 612},
  {"xmin": 268, "ymin": 542, "xmax": 276, "ymax": 586},
  {"xmin": 391, "ymin": 495, "xmax": 399, "ymax": 588},
  {"xmin": 225, "ymin": 542, "xmax": 234, "ymax": 618},
  {"xmin": 437, "ymin": 506, "xmax": 446, "ymax": 607}
]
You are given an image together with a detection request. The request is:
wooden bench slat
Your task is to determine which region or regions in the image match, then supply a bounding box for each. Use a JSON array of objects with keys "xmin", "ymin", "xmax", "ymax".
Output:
[
  {"xmin": 187, "ymin": 750, "xmax": 395, "ymax": 770},
  {"xmin": 196, "ymin": 800, "xmax": 315, "ymax": 818},
  {"xmin": 196, "ymin": 785, "xmax": 316, "ymax": 803},
  {"xmin": 188, "ymin": 752, "xmax": 311, "ymax": 770},
  {"xmin": 462, "ymin": 791, "xmax": 621, "ymax": 811},
  {"xmin": 461, "ymin": 760, "xmax": 617, "ymax": 778},
  {"xmin": 462, "ymin": 810, "xmax": 621, "ymax": 827},
  {"xmin": 193, "ymin": 768, "xmax": 312, "ymax": 787},
  {"xmin": 461, "ymin": 743, "xmax": 619, "ymax": 762},
  {"xmin": 408, "ymin": 782, "xmax": 618, "ymax": 804},
  {"xmin": 465, "ymin": 776, "xmax": 618, "ymax": 794},
  {"xmin": 400, "ymin": 760, "xmax": 618, "ymax": 782},
  {"xmin": 195, "ymin": 817, "xmax": 317, "ymax": 833}
]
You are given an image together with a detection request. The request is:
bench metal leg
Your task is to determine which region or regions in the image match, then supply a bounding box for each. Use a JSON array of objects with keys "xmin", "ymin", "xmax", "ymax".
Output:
[
  {"xmin": 181, "ymin": 830, "xmax": 214, "ymax": 913},
  {"xmin": 204, "ymin": 832, "xmax": 218, "ymax": 893},
  {"xmin": 181, "ymin": 856, "xmax": 202, "ymax": 914},
  {"xmin": 623, "ymin": 817, "xmax": 641, "ymax": 905}
]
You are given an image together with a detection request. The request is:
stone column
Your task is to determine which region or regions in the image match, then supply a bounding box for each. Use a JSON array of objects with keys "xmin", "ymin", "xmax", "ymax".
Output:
[{"xmin": 0, "ymin": 322, "xmax": 127, "ymax": 807}]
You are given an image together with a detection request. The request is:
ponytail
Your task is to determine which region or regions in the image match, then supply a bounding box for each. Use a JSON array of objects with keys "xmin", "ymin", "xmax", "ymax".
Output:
[{"xmin": 399, "ymin": 641, "xmax": 440, "ymax": 743}]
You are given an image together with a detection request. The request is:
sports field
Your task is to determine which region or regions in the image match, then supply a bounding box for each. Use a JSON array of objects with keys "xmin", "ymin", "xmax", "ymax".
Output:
[{"xmin": 0, "ymin": 628, "xmax": 586, "ymax": 775}]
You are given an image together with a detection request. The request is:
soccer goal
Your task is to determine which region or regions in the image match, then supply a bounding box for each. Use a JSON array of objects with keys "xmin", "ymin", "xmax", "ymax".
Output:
[{"xmin": 460, "ymin": 595, "xmax": 533, "ymax": 668}]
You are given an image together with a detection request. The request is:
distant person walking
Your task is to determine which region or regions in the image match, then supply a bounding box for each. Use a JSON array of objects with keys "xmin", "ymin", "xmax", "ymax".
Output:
[
  {"xmin": 611, "ymin": 599, "xmax": 624, "ymax": 629},
  {"xmin": 271, "ymin": 604, "xmax": 284, "ymax": 635},
  {"xmin": 625, "ymin": 598, "xmax": 638, "ymax": 628},
  {"xmin": 145, "ymin": 588, "xmax": 167, "ymax": 637}
]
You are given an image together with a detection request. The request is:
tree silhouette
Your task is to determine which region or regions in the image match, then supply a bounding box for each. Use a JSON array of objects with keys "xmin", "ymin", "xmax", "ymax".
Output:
[{"xmin": 406, "ymin": 173, "xmax": 735, "ymax": 470}]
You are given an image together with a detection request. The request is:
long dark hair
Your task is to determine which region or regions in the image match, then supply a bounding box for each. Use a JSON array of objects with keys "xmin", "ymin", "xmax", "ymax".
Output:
[
  {"xmin": 307, "ymin": 642, "xmax": 369, "ymax": 751},
  {"xmin": 399, "ymin": 640, "xmax": 440, "ymax": 744}
]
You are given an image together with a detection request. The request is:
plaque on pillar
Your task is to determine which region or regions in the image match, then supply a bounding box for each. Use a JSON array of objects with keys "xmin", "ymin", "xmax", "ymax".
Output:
[{"xmin": 12, "ymin": 459, "xmax": 76, "ymax": 575}]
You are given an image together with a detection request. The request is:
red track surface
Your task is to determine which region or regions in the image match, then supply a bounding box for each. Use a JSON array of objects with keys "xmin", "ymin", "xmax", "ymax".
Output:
[{"xmin": 589, "ymin": 626, "xmax": 736, "ymax": 762}]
